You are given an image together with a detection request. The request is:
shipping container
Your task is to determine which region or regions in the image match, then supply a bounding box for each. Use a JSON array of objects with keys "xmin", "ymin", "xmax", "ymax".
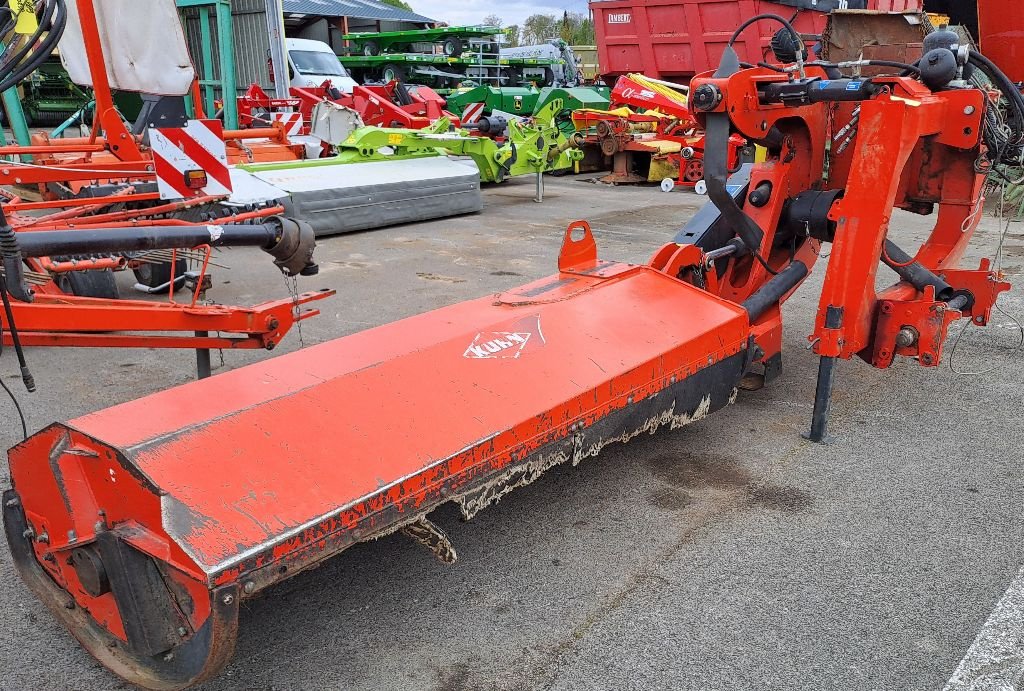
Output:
[{"xmin": 590, "ymin": 0, "xmax": 924, "ymax": 82}]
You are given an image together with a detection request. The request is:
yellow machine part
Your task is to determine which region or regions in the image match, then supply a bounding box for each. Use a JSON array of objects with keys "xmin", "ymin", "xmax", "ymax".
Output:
[
  {"xmin": 9, "ymin": 0, "xmax": 39, "ymax": 33},
  {"xmin": 625, "ymin": 73, "xmax": 689, "ymax": 109}
]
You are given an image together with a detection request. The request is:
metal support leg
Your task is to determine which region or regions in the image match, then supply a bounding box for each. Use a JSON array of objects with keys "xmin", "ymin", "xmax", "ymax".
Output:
[
  {"xmin": 805, "ymin": 355, "xmax": 837, "ymax": 443},
  {"xmin": 196, "ymin": 331, "xmax": 212, "ymax": 379},
  {"xmin": 0, "ymin": 41, "xmax": 33, "ymax": 150},
  {"xmin": 534, "ymin": 171, "xmax": 544, "ymax": 203}
]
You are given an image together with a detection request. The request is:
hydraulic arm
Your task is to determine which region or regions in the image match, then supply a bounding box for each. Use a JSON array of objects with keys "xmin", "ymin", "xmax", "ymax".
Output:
[{"xmin": 2, "ymin": 17, "xmax": 1015, "ymax": 690}]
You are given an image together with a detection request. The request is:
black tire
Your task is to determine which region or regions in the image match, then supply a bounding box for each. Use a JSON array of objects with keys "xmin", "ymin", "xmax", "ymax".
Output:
[
  {"xmin": 362, "ymin": 41, "xmax": 380, "ymax": 56},
  {"xmin": 442, "ymin": 37, "xmax": 464, "ymax": 58},
  {"xmin": 394, "ymin": 81, "xmax": 414, "ymax": 106},
  {"xmin": 132, "ymin": 258, "xmax": 188, "ymax": 292},
  {"xmin": 543, "ymin": 66, "xmax": 556, "ymax": 86},
  {"xmin": 381, "ymin": 63, "xmax": 406, "ymax": 83},
  {"xmin": 498, "ymin": 67, "xmax": 520, "ymax": 87},
  {"xmin": 57, "ymin": 270, "xmax": 119, "ymax": 299}
]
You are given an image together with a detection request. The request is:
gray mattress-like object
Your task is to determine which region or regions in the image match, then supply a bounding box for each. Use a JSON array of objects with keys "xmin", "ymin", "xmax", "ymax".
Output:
[{"xmin": 248, "ymin": 157, "xmax": 482, "ymax": 236}]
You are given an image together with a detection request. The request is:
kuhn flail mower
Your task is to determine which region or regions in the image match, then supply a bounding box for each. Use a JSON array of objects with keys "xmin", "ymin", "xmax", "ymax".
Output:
[{"xmin": 4, "ymin": 15, "xmax": 1018, "ymax": 690}]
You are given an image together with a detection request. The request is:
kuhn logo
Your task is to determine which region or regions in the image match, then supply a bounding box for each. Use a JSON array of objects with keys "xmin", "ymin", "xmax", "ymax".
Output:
[
  {"xmin": 463, "ymin": 315, "xmax": 545, "ymax": 359},
  {"xmin": 607, "ymin": 12, "xmax": 631, "ymax": 23}
]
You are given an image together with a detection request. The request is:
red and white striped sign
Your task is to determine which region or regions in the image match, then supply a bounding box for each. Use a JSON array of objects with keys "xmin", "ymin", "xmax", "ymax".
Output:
[
  {"xmin": 150, "ymin": 119, "xmax": 232, "ymax": 200},
  {"xmin": 271, "ymin": 111, "xmax": 304, "ymax": 137},
  {"xmin": 461, "ymin": 102, "xmax": 485, "ymax": 124}
]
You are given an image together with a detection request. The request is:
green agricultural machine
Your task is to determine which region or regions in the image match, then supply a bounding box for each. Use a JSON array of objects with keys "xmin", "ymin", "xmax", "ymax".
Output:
[{"xmin": 19, "ymin": 56, "xmax": 90, "ymax": 126}]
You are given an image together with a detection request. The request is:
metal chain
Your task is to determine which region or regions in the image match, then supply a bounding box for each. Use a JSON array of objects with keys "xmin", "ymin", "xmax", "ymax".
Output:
[{"xmin": 284, "ymin": 273, "xmax": 305, "ymax": 349}]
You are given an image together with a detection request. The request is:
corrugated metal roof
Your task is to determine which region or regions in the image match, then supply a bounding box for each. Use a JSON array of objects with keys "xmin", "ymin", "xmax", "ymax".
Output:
[{"xmin": 282, "ymin": 0, "xmax": 435, "ymax": 24}]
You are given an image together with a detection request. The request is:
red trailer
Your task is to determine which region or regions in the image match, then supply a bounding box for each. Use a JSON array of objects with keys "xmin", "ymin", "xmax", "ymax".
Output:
[
  {"xmin": 591, "ymin": 0, "xmax": 924, "ymax": 82},
  {"xmin": 977, "ymin": 0, "xmax": 1023, "ymax": 82}
]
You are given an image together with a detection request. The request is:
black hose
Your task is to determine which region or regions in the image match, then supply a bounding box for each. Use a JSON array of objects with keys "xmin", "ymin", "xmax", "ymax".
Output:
[
  {"xmin": 807, "ymin": 60, "xmax": 922, "ymax": 76},
  {"xmin": 881, "ymin": 240, "xmax": 955, "ymax": 301},
  {"xmin": 0, "ymin": 214, "xmax": 31, "ymax": 303},
  {"xmin": 728, "ymin": 13, "xmax": 801, "ymax": 54},
  {"xmin": 742, "ymin": 261, "xmax": 808, "ymax": 321},
  {"xmin": 0, "ymin": 0, "xmax": 67, "ymax": 93},
  {"xmin": 968, "ymin": 49, "xmax": 1024, "ymax": 146}
]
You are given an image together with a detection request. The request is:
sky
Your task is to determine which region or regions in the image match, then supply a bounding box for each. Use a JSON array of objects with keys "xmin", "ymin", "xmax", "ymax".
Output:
[{"xmin": 408, "ymin": 0, "xmax": 589, "ymax": 29}]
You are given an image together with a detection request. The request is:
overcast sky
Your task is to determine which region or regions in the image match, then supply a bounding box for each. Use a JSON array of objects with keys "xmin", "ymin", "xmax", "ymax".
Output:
[{"xmin": 409, "ymin": 0, "xmax": 589, "ymax": 29}]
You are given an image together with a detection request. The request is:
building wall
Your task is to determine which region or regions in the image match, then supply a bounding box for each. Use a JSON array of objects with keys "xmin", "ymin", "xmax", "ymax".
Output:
[
  {"xmin": 180, "ymin": 3, "xmax": 434, "ymax": 98},
  {"xmin": 180, "ymin": 0, "xmax": 273, "ymax": 95}
]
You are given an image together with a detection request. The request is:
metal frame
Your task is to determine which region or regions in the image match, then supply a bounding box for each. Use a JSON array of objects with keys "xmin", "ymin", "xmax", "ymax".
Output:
[{"xmin": 176, "ymin": 0, "xmax": 239, "ymax": 129}]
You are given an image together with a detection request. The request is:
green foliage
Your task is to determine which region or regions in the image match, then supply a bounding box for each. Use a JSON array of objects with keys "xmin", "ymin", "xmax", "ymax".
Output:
[
  {"xmin": 379, "ymin": 0, "xmax": 414, "ymax": 11},
  {"xmin": 521, "ymin": 12, "xmax": 593, "ymax": 46},
  {"xmin": 504, "ymin": 25, "xmax": 520, "ymax": 47}
]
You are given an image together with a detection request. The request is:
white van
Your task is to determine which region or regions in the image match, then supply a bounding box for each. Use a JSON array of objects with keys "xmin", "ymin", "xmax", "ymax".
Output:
[{"xmin": 286, "ymin": 38, "xmax": 358, "ymax": 93}]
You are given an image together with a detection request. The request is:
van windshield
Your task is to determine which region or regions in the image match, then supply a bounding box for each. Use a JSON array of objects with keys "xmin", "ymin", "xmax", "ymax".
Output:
[{"xmin": 290, "ymin": 50, "xmax": 347, "ymax": 77}]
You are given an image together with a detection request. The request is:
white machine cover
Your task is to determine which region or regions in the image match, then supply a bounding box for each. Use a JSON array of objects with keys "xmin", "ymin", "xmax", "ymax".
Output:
[{"xmin": 58, "ymin": 0, "xmax": 196, "ymax": 95}]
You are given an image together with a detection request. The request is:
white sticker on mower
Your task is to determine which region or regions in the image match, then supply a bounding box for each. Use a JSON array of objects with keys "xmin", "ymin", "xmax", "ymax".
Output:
[
  {"xmin": 463, "ymin": 315, "xmax": 545, "ymax": 360},
  {"xmin": 207, "ymin": 224, "xmax": 224, "ymax": 241}
]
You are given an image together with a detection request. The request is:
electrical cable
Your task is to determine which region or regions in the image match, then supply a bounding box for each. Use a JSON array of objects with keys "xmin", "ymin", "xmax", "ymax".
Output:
[{"xmin": 0, "ymin": 375, "xmax": 27, "ymax": 441}]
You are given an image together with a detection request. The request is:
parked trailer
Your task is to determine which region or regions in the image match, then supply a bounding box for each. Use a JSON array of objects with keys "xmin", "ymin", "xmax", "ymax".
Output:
[
  {"xmin": 343, "ymin": 26, "xmax": 502, "ymax": 57},
  {"xmin": 590, "ymin": 0, "xmax": 924, "ymax": 81},
  {"xmin": 339, "ymin": 53, "xmax": 564, "ymax": 88},
  {"xmin": 976, "ymin": 0, "xmax": 1023, "ymax": 82}
]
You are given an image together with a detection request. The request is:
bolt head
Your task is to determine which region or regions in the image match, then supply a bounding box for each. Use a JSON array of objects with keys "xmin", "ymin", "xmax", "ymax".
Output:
[
  {"xmin": 221, "ymin": 594, "xmax": 234, "ymax": 606},
  {"xmin": 964, "ymin": 105, "xmax": 975, "ymax": 115},
  {"xmin": 243, "ymin": 581, "xmax": 256, "ymax": 594}
]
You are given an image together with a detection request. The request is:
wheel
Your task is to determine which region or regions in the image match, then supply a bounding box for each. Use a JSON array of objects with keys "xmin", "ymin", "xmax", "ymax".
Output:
[
  {"xmin": 542, "ymin": 66, "xmax": 556, "ymax": 86},
  {"xmin": 660, "ymin": 178, "xmax": 675, "ymax": 193},
  {"xmin": 362, "ymin": 40, "xmax": 380, "ymax": 56},
  {"xmin": 442, "ymin": 37, "xmax": 464, "ymax": 58},
  {"xmin": 682, "ymin": 159, "xmax": 704, "ymax": 185},
  {"xmin": 498, "ymin": 67, "xmax": 519, "ymax": 87},
  {"xmin": 381, "ymin": 63, "xmax": 406, "ymax": 83},
  {"xmin": 694, "ymin": 179, "xmax": 708, "ymax": 196},
  {"xmin": 57, "ymin": 270, "xmax": 120, "ymax": 299},
  {"xmin": 132, "ymin": 258, "xmax": 188, "ymax": 292}
]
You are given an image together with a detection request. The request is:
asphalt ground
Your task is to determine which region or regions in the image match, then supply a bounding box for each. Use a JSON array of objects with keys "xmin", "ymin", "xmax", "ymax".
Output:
[{"xmin": 1, "ymin": 175, "xmax": 1022, "ymax": 690}]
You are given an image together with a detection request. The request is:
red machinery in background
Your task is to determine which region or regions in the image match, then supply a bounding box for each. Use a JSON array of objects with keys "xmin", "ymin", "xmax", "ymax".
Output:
[
  {"xmin": 574, "ymin": 73, "xmax": 744, "ymax": 187},
  {"xmin": 0, "ymin": 209, "xmax": 329, "ymax": 383},
  {"xmin": 4, "ymin": 15, "xmax": 1017, "ymax": 690},
  {"xmin": 236, "ymin": 80, "xmax": 460, "ymax": 135},
  {"xmin": 591, "ymin": 0, "xmax": 924, "ymax": 82}
]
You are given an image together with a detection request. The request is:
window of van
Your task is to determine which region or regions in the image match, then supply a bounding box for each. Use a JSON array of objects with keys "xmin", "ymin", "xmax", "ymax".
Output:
[{"xmin": 290, "ymin": 50, "xmax": 348, "ymax": 76}]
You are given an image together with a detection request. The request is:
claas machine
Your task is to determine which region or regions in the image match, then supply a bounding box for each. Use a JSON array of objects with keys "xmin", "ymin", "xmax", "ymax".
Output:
[{"xmin": 3, "ymin": 14, "xmax": 1019, "ymax": 689}]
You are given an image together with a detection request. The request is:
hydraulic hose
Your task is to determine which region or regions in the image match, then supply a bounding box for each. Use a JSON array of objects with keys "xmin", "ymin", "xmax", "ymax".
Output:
[
  {"xmin": 0, "ymin": 210, "xmax": 31, "ymax": 303},
  {"xmin": 0, "ymin": 0, "xmax": 67, "ymax": 93}
]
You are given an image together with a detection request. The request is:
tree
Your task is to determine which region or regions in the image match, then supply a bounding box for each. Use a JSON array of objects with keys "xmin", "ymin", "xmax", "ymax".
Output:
[
  {"xmin": 504, "ymin": 24, "xmax": 520, "ymax": 47},
  {"xmin": 559, "ymin": 11, "xmax": 595, "ymax": 45},
  {"xmin": 482, "ymin": 14, "xmax": 503, "ymax": 28},
  {"xmin": 379, "ymin": 0, "xmax": 414, "ymax": 11},
  {"xmin": 521, "ymin": 14, "xmax": 558, "ymax": 45}
]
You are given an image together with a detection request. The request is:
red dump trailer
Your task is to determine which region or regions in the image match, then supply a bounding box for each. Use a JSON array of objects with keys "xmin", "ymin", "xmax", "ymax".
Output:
[
  {"xmin": 591, "ymin": 0, "xmax": 924, "ymax": 82},
  {"xmin": 977, "ymin": 0, "xmax": 1023, "ymax": 82}
]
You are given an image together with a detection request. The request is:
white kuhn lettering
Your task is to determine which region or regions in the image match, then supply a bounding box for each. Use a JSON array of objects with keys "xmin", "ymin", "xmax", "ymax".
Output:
[{"xmin": 464, "ymin": 331, "xmax": 531, "ymax": 359}]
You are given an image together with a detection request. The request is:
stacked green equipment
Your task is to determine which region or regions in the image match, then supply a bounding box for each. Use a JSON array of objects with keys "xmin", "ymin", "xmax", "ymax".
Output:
[
  {"xmin": 339, "ymin": 25, "xmax": 564, "ymax": 89},
  {"xmin": 344, "ymin": 25, "xmax": 502, "ymax": 58},
  {"xmin": 445, "ymin": 85, "xmax": 612, "ymax": 135}
]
